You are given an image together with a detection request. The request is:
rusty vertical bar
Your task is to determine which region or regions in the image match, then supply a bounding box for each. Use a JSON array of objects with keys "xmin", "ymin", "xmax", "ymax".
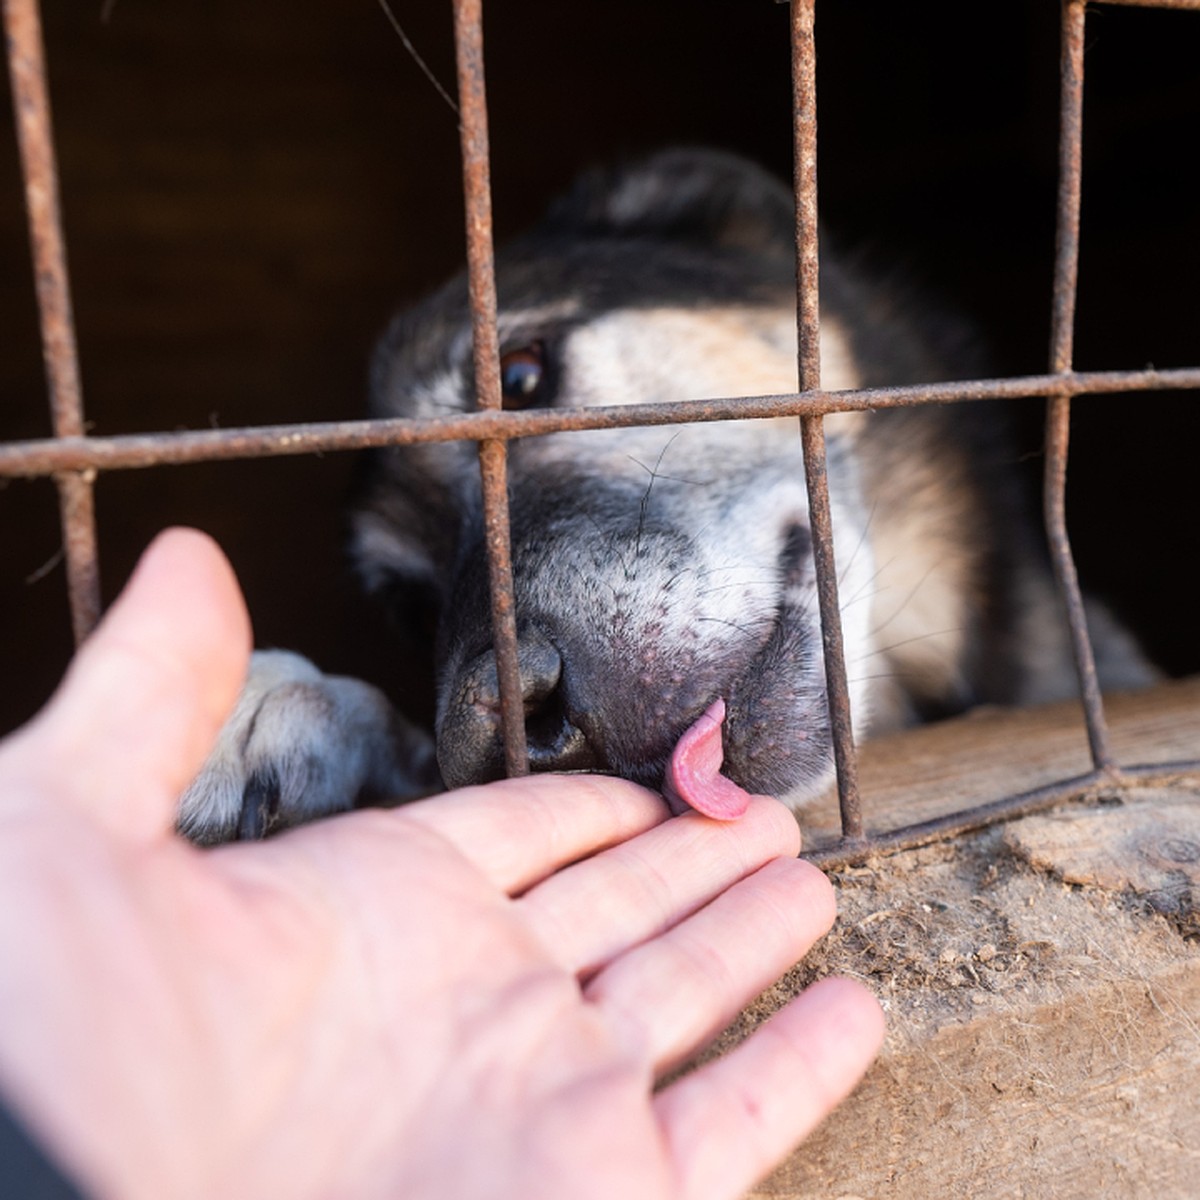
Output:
[
  {"xmin": 5, "ymin": 0, "xmax": 100, "ymax": 644},
  {"xmin": 791, "ymin": 0, "xmax": 821, "ymax": 395},
  {"xmin": 451, "ymin": 0, "xmax": 528, "ymax": 777},
  {"xmin": 1046, "ymin": 0, "xmax": 1116, "ymax": 772},
  {"xmin": 791, "ymin": 0, "xmax": 863, "ymax": 840}
]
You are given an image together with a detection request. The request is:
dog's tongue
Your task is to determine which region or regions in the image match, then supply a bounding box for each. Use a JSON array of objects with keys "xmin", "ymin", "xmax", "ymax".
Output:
[{"xmin": 662, "ymin": 698, "xmax": 751, "ymax": 821}]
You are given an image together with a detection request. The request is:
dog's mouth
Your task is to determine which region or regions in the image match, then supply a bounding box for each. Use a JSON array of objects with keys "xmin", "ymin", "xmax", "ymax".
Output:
[
  {"xmin": 715, "ymin": 592, "xmax": 833, "ymax": 802},
  {"xmin": 662, "ymin": 697, "xmax": 751, "ymax": 820},
  {"xmin": 616, "ymin": 524, "xmax": 830, "ymax": 807},
  {"xmin": 435, "ymin": 519, "xmax": 831, "ymax": 804},
  {"xmin": 683, "ymin": 520, "xmax": 831, "ymax": 803},
  {"xmin": 545, "ymin": 699, "xmax": 757, "ymax": 821}
]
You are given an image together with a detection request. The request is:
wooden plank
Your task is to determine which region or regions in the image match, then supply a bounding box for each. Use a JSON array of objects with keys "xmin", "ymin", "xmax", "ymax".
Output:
[
  {"xmin": 712, "ymin": 679, "xmax": 1200, "ymax": 1199},
  {"xmin": 800, "ymin": 677, "xmax": 1200, "ymax": 848}
]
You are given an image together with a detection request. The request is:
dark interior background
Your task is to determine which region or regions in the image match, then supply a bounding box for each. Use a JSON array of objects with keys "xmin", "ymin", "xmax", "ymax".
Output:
[{"xmin": 2, "ymin": 0, "xmax": 1197, "ymax": 736}]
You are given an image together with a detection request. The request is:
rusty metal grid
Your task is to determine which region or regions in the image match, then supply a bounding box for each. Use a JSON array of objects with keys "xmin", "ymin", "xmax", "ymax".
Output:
[{"xmin": 4, "ymin": 0, "xmax": 1199, "ymax": 867}]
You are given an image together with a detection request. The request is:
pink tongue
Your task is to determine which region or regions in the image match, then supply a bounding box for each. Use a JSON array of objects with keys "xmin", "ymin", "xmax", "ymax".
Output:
[{"xmin": 662, "ymin": 698, "xmax": 751, "ymax": 821}]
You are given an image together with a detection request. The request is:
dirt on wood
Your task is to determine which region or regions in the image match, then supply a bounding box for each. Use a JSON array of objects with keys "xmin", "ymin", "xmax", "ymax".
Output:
[{"xmin": 699, "ymin": 781, "xmax": 1200, "ymax": 1199}]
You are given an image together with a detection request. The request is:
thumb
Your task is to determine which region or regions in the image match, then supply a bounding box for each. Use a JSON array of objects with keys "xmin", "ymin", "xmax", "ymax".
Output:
[{"xmin": 11, "ymin": 528, "xmax": 251, "ymax": 842}]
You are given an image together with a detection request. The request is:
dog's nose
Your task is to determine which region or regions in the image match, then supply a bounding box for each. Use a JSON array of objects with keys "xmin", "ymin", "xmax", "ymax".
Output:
[{"xmin": 437, "ymin": 633, "xmax": 601, "ymax": 787}]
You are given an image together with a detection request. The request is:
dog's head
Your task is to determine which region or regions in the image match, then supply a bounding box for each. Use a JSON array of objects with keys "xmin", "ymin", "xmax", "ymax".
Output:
[{"xmin": 352, "ymin": 149, "xmax": 876, "ymax": 805}]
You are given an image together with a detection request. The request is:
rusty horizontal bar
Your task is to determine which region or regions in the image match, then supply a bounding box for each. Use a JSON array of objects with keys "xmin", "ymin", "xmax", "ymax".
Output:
[
  {"xmin": 803, "ymin": 758, "xmax": 1200, "ymax": 871},
  {"xmin": 1, "ymin": 366, "xmax": 1197, "ymax": 480},
  {"xmin": 1095, "ymin": 0, "xmax": 1200, "ymax": 8}
]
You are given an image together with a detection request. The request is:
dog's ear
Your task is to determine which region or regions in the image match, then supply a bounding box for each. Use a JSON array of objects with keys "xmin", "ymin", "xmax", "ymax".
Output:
[
  {"xmin": 349, "ymin": 500, "xmax": 445, "ymax": 640},
  {"xmin": 350, "ymin": 504, "xmax": 436, "ymax": 598},
  {"xmin": 538, "ymin": 148, "xmax": 794, "ymax": 257},
  {"xmin": 348, "ymin": 445, "xmax": 459, "ymax": 627}
]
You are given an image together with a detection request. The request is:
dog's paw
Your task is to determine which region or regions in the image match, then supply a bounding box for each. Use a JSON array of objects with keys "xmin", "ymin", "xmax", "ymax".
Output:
[{"xmin": 177, "ymin": 650, "xmax": 439, "ymax": 845}]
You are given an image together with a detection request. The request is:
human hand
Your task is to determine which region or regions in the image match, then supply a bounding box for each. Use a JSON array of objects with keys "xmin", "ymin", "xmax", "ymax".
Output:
[{"xmin": 0, "ymin": 529, "xmax": 883, "ymax": 1200}]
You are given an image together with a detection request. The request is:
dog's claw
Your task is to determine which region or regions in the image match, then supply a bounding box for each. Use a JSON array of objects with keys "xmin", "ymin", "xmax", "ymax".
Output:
[{"xmin": 238, "ymin": 774, "xmax": 279, "ymax": 841}]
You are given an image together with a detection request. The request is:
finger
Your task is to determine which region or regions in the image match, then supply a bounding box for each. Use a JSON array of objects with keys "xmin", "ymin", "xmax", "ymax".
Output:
[
  {"xmin": 519, "ymin": 795, "xmax": 801, "ymax": 977},
  {"xmin": 656, "ymin": 976, "xmax": 885, "ymax": 1200},
  {"xmin": 12, "ymin": 528, "xmax": 251, "ymax": 842},
  {"xmin": 398, "ymin": 772, "xmax": 671, "ymax": 894},
  {"xmin": 584, "ymin": 855, "xmax": 832, "ymax": 1075}
]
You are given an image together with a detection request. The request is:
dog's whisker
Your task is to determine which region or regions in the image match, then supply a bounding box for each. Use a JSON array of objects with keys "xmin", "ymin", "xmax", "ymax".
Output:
[
  {"xmin": 833, "ymin": 497, "xmax": 879, "ymax": 592},
  {"xmin": 628, "ymin": 433, "xmax": 686, "ymax": 562},
  {"xmin": 697, "ymin": 576, "xmax": 780, "ymax": 597},
  {"xmin": 850, "ymin": 625, "xmax": 969, "ymax": 665},
  {"xmin": 863, "ymin": 562, "xmax": 945, "ymax": 641},
  {"xmin": 694, "ymin": 615, "xmax": 771, "ymax": 641}
]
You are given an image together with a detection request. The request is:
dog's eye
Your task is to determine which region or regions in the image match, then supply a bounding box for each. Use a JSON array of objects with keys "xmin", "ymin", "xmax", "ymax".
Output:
[{"xmin": 499, "ymin": 342, "xmax": 547, "ymax": 409}]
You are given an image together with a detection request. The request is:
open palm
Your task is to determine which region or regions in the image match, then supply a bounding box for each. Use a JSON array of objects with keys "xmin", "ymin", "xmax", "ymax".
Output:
[{"xmin": 0, "ymin": 530, "xmax": 882, "ymax": 1200}]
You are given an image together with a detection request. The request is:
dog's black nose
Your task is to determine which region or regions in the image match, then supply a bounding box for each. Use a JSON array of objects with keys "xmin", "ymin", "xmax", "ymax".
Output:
[{"xmin": 437, "ymin": 633, "xmax": 601, "ymax": 787}]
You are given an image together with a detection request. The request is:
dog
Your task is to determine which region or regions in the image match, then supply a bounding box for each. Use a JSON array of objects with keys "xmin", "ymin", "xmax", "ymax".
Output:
[{"xmin": 176, "ymin": 148, "xmax": 1155, "ymax": 844}]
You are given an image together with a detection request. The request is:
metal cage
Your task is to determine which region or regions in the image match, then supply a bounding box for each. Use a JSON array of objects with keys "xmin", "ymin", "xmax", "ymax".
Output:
[{"xmin": 3, "ymin": 0, "xmax": 1198, "ymax": 867}]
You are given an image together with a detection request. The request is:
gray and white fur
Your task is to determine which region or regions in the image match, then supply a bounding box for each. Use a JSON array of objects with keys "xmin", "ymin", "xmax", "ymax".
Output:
[{"xmin": 177, "ymin": 149, "xmax": 1155, "ymax": 844}]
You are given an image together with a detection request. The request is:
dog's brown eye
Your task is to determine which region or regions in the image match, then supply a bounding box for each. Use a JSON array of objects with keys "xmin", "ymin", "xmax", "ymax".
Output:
[{"xmin": 500, "ymin": 342, "xmax": 546, "ymax": 410}]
